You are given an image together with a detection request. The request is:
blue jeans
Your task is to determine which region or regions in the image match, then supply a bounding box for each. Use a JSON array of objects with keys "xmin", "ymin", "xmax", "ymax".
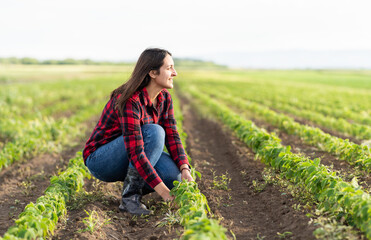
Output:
[{"xmin": 85, "ymin": 124, "xmax": 181, "ymax": 190}]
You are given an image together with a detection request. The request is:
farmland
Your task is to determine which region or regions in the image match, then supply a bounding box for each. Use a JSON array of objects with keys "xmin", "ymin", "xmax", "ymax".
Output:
[{"xmin": 0, "ymin": 65, "xmax": 370, "ymax": 239}]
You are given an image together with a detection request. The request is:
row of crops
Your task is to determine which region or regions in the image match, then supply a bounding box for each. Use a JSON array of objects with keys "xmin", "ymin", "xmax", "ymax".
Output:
[
  {"xmin": 0, "ymin": 67, "xmax": 124, "ymax": 238},
  {"xmin": 0, "ymin": 66, "xmax": 227, "ymax": 239},
  {"xmin": 0, "ymin": 73, "xmax": 127, "ymax": 171},
  {"xmin": 1, "ymin": 65, "xmax": 371, "ymax": 239},
  {"xmin": 176, "ymin": 69, "xmax": 371, "ymax": 239}
]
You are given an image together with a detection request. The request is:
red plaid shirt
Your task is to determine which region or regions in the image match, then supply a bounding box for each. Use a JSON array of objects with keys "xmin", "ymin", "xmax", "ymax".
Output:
[{"xmin": 83, "ymin": 87, "xmax": 189, "ymax": 188}]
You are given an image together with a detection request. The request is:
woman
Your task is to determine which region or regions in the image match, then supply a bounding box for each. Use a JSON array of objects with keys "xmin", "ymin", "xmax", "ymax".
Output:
[{"xmin": 83, "ymin": 48, "xmax": 194, "ymax": 216}]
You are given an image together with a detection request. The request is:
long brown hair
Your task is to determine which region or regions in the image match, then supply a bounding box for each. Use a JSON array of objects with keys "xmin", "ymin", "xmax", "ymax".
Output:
[{"xmin": 111, "ymin": 48, "xmax": 171, "ymax": 116}]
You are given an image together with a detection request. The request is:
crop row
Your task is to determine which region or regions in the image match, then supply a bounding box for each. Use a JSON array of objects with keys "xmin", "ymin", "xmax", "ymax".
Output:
[
  {"xmin": 235, "ymin": 70, "xmax": 371, "ymax": 114},
  {"xmin": 0, "ymin": 80, "xmax": 90, "ymax": 119},
  {"xmin": 183, "ymin": 85, "xmax": 371, "ymax": 239},
  {"xmin": 0, "ymin": 76, "xmax": 120, "ymax": 139},
  {"xmin": 0, "ymin": 96, "xmax": 102, "ymax": 143},
  {"xmin": 1, "ymin": 91, "xmax": 227, "ymax": 240},
  {"xmin": 244, "ymin": 95, "xmax": 371, "ymax": 140},
  {"xmin": 1, "ymin": 152, "xmax": 90, "ymax": 240},
  {"xmin": 230, "ymin": 86, "xmax": 371, "ymax": 126},
  {"xmin": 0, "ymin": 76, "xmax": 124, "ymax": 172},
  {"xmin": 206, "ymin": 84, "xmax": 371, "ymax": 140},
  {"xmin": 186, "ymin": 70, "xmax": 371, "ymax": 115},
  {"xmin": 0, "ymin": 101, "xmax": 105, "ymax": 172},
  {"xmin": 171, "ymin": 91, "xmax": 228, "ymax": 239},
  {"xmin": 200, "ymin": 87, "xmax": 371, "ymax": 172},
  {"xmin": 242, "ymin": 76, "xmax": 370, "ymax": 125}
]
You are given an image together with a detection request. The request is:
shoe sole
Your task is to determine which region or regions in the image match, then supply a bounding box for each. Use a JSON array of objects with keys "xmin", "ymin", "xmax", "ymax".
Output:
[{"xmin": 119, "ymin": 205, "xmax": 151, "ymax": 216}]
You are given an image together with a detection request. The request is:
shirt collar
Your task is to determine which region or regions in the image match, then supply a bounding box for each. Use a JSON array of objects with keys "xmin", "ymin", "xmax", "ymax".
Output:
[{"xmin": 142, "ymin": 87, "xmax": 164, "ymax": 107}]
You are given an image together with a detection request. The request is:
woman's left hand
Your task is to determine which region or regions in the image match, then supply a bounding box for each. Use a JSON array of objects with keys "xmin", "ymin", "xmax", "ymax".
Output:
[{"xmin": 181, "ymin": 169, "xmax": 194, "ymax": 182}]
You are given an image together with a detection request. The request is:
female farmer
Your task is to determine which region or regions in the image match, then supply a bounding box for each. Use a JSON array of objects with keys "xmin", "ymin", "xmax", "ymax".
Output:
[{"xmin": 83, "ymin": 48, "xmax": 194, "ymax": 216}]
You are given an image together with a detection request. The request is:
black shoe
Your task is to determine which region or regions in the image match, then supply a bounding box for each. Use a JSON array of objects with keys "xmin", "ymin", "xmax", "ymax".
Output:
[{"xmin": 119, "ymin": 168, "xmax": 151, "ymax": 216}]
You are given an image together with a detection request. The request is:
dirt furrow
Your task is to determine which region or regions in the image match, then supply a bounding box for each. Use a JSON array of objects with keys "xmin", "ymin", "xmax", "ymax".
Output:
[
  {"xmin": 52, "ymin": 177, "xmax": 182, "ymax": 240},
  {"xmin": 269, "ymin": 107, "xmax": 362, "ymax": 145},
  {"xmin": 180, "ymin": 96, "xmax": 316, "ymax": 240},
  {"xmin": 0, "ymin": 143, "xmax": 86, "ymax": 235},
  {"xmin": 0, "ymin": 119, "xmax": 97, "ymax": 235},
  {"xmin": 236, "ymin": 111, "xmax": 371, "ymax": 189}
]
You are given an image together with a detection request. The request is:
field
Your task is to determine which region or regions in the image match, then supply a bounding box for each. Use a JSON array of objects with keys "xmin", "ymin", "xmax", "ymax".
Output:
[{"xmin": 0, "ymin": 65, "xmax": 370, "ymax": 239}]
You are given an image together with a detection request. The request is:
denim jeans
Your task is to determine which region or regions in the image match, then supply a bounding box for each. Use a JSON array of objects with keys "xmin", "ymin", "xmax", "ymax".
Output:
[{"xmin": 85, "ymin": 124, "xmax": 181, "ymax": 190}]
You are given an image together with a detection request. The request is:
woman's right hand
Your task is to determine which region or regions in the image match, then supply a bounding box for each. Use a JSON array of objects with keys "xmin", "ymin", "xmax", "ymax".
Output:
[
  {"xmin": 154, "ymin": 182, "xmax": 174, "ymax": 201},
  {"xmin": 161, "ymin": 191, "xmax": 175, "ymax": 202}
]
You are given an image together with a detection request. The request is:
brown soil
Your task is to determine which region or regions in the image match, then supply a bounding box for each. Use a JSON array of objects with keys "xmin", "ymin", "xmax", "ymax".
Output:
[
  {"xmin": 0, "ymin": 118, "xmax": 97, "ymax": 236},
  {"xmin": 52, "ymin": 178, "xmax": 183, "ymax": 240},
  {"xmin": 236, "ymin": 112, "xmax": 371, "ymax": 189},
  {"xmin": 0, "ymin": 142, "xmax": 87, "ymax": 235},
  {"xmin": 271, "ymin": 107, "xmax": 362, "ymax": 145},
  {"xmin": 222, "ymin": 100, "xmax": 371, "ymax": 190},
  {"xmin": 180, "ymin": 95, "xmax": 317, "ymax": 240},
  {"xmin": 0, "ymin": 113, "xmax": 183, "ymax": 239},
  {"xmin": 2, "ymin": 93, "xmax": 368, "ymax": 239}
]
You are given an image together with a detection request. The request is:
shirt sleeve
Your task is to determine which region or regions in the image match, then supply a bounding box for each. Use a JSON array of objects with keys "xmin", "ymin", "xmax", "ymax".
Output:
[
  {"xmin": 162, "ymin": 95, "xmax": 190, "ymax": 169},
  {"xmin": 119, "ymin": 99, "xmax": 162, "ymax": 188}
]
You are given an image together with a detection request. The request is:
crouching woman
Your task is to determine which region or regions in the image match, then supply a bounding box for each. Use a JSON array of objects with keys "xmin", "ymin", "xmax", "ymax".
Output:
[{"xmin": 82, "ymin": 48, "xmax": 194, "ymax": 216}]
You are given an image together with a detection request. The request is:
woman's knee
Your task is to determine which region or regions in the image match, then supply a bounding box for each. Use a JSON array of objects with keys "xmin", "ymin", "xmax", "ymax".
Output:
[{"xmin": 141, "ymin": 124, "xmax": 165, "ymax": 149}]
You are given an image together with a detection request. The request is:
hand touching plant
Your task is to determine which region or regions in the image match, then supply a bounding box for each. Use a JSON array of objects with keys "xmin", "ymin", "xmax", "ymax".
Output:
[
  {"xmin": 180, "ymin": 164, "xmax": 194, "ymax": 182},
  {"xmin": 181, "ymin": 168, "xmax": 194, "ymax": 182}
]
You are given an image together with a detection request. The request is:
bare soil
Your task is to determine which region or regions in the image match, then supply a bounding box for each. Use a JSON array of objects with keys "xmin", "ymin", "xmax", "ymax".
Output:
[
  {"xmin": 237, "ymin": 112, "xmax": 371, "ymax": 189},
  {"xmin": 271, "ymin": 107, "xmax": 362, "ymax": 145},
  {"xmin": 180, "ymin": 95, "xmax": 317, "ymax": 240},
  {"xmin": 0, "ymin": 118, "xmax": 98, "ymax": 236},
  {"xmin": 0, "ymin": 116, "xmax": 183, "ymax": 239},
  {"xmin": 52, "ymin": 179, "xmax": 183, "ymax": 240},
  {"xmin": 2, "ymin": 92, "xmax": 368, "ymax": 239},
  {"xmin": 0, "ymin": 141, "xmax": 88, "ymax": 235}
]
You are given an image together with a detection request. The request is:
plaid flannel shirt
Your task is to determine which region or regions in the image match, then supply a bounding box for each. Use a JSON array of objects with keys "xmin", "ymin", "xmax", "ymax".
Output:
[{"xmin": 83, "ymin": 87, "xmax": 189, "ymax": 188}]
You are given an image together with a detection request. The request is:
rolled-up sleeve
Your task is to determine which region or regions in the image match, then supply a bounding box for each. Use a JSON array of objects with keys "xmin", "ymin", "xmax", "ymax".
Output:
[
  {"xmin": 119, "ymin": 99, "xmax": 162, "ymax": 188},
  {"xmin": 162, "ymin": 96, "xmax": 190, "ymax": 169}
]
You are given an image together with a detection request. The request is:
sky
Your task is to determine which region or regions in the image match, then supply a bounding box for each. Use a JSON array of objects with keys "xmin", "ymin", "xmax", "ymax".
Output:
[{"xmin": 1, "ymin": 0, "xmax": 371, "ymax": 68}]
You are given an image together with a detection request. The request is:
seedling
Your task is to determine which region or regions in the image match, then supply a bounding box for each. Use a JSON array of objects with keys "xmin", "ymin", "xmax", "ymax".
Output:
[
  {"xmin": 256, "ymin": 233, "xmax": 266, "ymax": 240},
  {"xmin": 240, "ymin": 170, "xmax": 248, "ymax": 177},
  {"xmin": 252, "ymin": 180, "xmax": 266, "ymax": 193},
  {"xmin": 230, "ymin": 230, "xmax": 236, "ymax": 240},
  {"xmin": 8, "ymin": 206, "xmax": 18, "ymax": 219},
  {"xmin": 211, "ymin": 170, "xmax": 231, "ymax": 191},
  {"xmin": 27, "ymin": 170, "xmax": 46, "ymax": 181},
  {"xmin": 156, "ymin": 209, "xmax": 180, "ymax": 232},
  {"xmin": 68, "ymin": 189, "xmax": 107, "ymax": 210},
  {"xmin": 18, "ymin": 180, "xmax": 35, "ymax": 196},
  {"xmin": 78, "ymin": 210, "xmax": 111, "ymax": 234},
  {"xmin": 131, "ymin": 215, "xmax": 138, "ymax": 222},
  {"xmin": 310, "ymin": 215, "xmax": 360, "ymax": 240},
  {"xmin": 277, "ymin": 231, "xmax": 293, "ymax": 238}
]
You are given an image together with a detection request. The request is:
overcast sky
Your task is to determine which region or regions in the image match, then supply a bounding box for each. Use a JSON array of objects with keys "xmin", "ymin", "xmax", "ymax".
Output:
[{"xmin": 1, "ymin": 0, "xmax": 371, "ymax": 68}]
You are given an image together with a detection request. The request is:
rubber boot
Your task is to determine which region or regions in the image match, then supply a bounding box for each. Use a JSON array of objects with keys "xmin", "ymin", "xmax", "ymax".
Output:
[
  {"xmin": 119, "ymin": 168, "xmax": 151, "ymax": 216},
  {"xmin": 142, "ymin": 183, "xmax": 155, "ymax": 196}
]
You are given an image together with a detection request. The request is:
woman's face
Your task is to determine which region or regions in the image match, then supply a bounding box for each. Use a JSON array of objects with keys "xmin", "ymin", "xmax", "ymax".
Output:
[{"xmin": 152, "ymin": 54, "xmax": 177, "ymax": 89}]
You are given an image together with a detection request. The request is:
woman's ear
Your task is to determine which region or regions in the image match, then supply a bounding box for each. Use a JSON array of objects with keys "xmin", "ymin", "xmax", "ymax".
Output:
[{"xmin": 149, "ymin": 70, "xmax": 158, "ymax": 79}]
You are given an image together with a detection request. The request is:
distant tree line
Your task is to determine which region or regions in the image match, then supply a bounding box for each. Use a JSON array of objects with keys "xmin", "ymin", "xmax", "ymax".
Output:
[
  {"xmin": 0, "ymin": 57, "xmax": 226, "ymax": 68},
  {"xmin": 0, "ymin": 57, "xmax": 131, "ymax": 65},
  {"xmin": 173, "ymin": 58, "xmax": 227, "ymax": 69}
]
